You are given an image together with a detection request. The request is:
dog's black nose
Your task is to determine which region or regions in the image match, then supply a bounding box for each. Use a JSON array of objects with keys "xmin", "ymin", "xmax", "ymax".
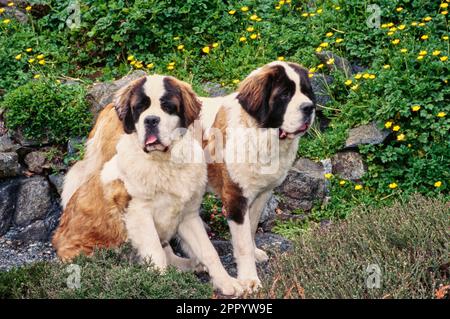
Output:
[
  {"xmin": 301, "ymin": 104, "xmax": 315, "ymax": 115},
  {"xmin": 144, "ymin": 116, "xmax": 160, "ymax": 127}
]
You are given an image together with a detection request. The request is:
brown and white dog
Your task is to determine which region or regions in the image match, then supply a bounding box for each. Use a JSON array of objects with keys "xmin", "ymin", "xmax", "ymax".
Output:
[
  {"xmin": 200, "ymin": 61, "xmax": 316, "ymax": 290},
  {"xmin": 53, "ymin": 75, "xmax": 244, "ymax": 296}
]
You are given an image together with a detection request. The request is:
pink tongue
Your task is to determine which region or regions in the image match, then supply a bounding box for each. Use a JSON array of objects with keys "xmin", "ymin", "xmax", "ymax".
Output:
[
  {"xmin": 146, "ymin": 135, "xmax": 157, "ymax": 145},
  {"xmin": 299, "ymin": 123, "xmax": 309, "ymax": 131},
  {"xmin": 279, "ymin": 130, "xmax": 287, "ymax": 139}
]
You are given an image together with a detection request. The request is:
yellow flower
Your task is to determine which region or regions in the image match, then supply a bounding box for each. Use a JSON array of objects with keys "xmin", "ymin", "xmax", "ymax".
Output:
[
  {"xmin": 389, "ymin": 27, "xmax": 397, "ymax": 32},
  {"xmin": 177, "ymin": 44, "xmax": 184, "ymax": 50},
  {"xmin": 411, "ymin": 105, "xmax": 421, "ymax": 112},
  {"xmin": 0, "ymin": 8, "xmax": 4, "ymax": 14},
  {"xmin": 417, "ymin": 55, "xmax": 424, "ymax": 61},
  {"xmin": 387, "ymin": 22, "xmax": 394, "ymax": 27},
  {"xmin": 339, "ymin": 180, "xmax": 346, "ymax": 186},
  {"xmin": 437, "ymin": 112, "xmax": 446, "ymax": 117},
  {"xmin": 334, "ymin": 6, "xmax": 341, "ymax": 11},
  {"xmin": 319, "ymin": 42, "xmax": 329, "ymax": 48},
  {"xmin": 345, "ymin": 79, "xmax": 353, "ymax": 86},
  {"xmin": 385, "ymin": 121, "xmax": 393, "ymax": 128},
  {"xmin": 369, "ymin": 74, "xmax": 376, "ymax": 79},
  {"xmin": 440, "ymin": 56, "xmax": 448, "ymax": 61},
  {"xmin": 308, "ymin": 73, "xmax": 314, "ymax": 78},
  {"xmin": 397, "ymin": 133, "xmax": 406, "ymax": 141},
  {"xmin": 432, "ymin": 50, "xmax": 441, "ymax": 56},
  {"xmin": 239, "ymin": 36, "xmax": 247, "ymax": 42},
  {"xmin": 232, "ymin": 79, "xmax": 240, "ymax": 84},
  {"xmin": 411, "ymin": 21, "xmax": 418, "ymax": 26},
  {"xmin": 26, "ymin": 48, "xmax": 32, "ymax": 52},
  {"xmin": 443, "ymin": 36, "xmax": 449, "ymax": 41},
  {"xmin": 398, "ymin": 24, "xmax": 406, "ymax": 30},
  {"xmin": 354, "ymin": 184, "xmax": 363, "ymax": 190},
  {"xmin": 241, "ymin": 6, "xmax": 249, "ymax": 12},
  {"xmin": 392, "ymin": 39, "xmax": 400, "ymax": 45},
  {"xmin": 434, "ymin": 181, "xmax": 442, "ymax": 188},
  {"xmin": 275, "ymin": 5, "xmax": 281, "ymax": 10},
  {"xmin": 3, "ymin": 19, "xmax": 11, "ymax": 24},
  {"xmin": 28, "ymin": 58, "xmax": 35, "ymax": 63},
  {"xmin": 315, "ymin": 47, "xmax": 322, "ymax": 53},
  {"xmin": 324, "ymin": 173, "xmax": 333, "ymax": 179},
  {"xmin": 167, "ymin": 65, "xmax": 174, "ymax": 70},
  {"xmin": 441, "ymin": 3, "xmax": 449, "ymax": 9},
  {"xmin": 393, "ymin": 125, "xmax": 400, "ymax": 131},
  {"xmin": 388, "ymin": 183, "xmax": 398, "ymax": 189},
  {"xmin": 250, "ymin": 14, "xmax": 258, "ymax": 21},
  {"xmin": 335, "ymin": 38, "xmax": 343, "ymax": 43},
  {"xmin": 250, "ymin": 33, "xmax": 257, "ymax": 40},
  {"xmin": 423, "ymin": 16, "xmax": 432, "ymax": 22},
  {"xmin": 146, "ymin": 63, "xmax": 154, "ymax": 69},
  {"xmin": 317, "ymin": 64, "xmax": 324, "ymax": 69},
  {"xmin": 38, "ymin": 59, "xmax": 45, "ymax": 65},
  {"xmin": 25, "ymin": 5, "xmax": 32, "ymax": 11},
  {"xmin": 354, "ymin": 73, "xmax": 362, "ymax": 79},
  {"xmin": 168, "ymin": 62, "xmax": 175, "ymax": 66},
  {"xmin": 316, "ymin": 8, "xmax": 323, "ymax": 14},
  {"xmin": 383, "ymin": 64, "xmax": 390, "ymax": 69},
  {"xmin": 400, "ymin": 48, "xmax": 408, "ymax": 53},
  {"xmin": 228, "ymin": 10, "xmax": 236, "ymax": 15},
  {"xmin": 127, "ymin": 55, "xmax": 134, "ymax": 61},
  {"xmin": 419, "ymin": 50, "xmax": 427, "ymax": 56},
  {"xmin": 279, "ymin": 0, "xmax": 285, "ymax": 5},
  {"xmin": 326, "ymin": 58, "xmax": 334, "ymax": 65},
  {"xmin": 277, "ymin": 56, "xmax": 285, "ymax": 61},
  {"xmin": 420, "ymin": 34, "xmax": 429, "ymax": 40},
  {"xmin": 326, "ymin": 32, "xmax": 333, "ymax": 37},
  {"xmin": 15, "ymin": 54, "xmax": 22, "ymax": 60},
  {"xmin": 212, "ymin": 42, "xmax": 219, "ymax": 48},
  {"xmin": 351, "ymin": 84, "xmax": 359, "ymax": 91},
  {"xmin": 246, "ymin": 26, "xmax": 254, "ymax": 32},
  {"xmin": 130, "ymin": 60, "xmax": 136, "ymax": 66},
  {"xmin": 173, "ymin": 36, "xmax": 180, "ymax": 41},
  {"xmin": 381, "ymin": 23, "xmax": 388, "ymax": 28},
  {"xmin": 387, "ymin": 31, "xmax": 395, "ymax": 36},
  {"xmin": 442, "ymin": 11, "xmax": 448, "ymax": 15},
  {"xmin": 7, "ymin": 2, "xmax": 14, "ymax": 7},
  {"xmin": 33, "ymin": 74, "xmax": 41, "ymax": 79},
  {"xmin": 134, "ymin": 61, "xmax": 143, "ymax": 69},
  {"xmin": 418, "ymin": 22, "xmax": 425, "ymax": 27},
  {"xmin": 396, "ymin": 7, "xmax": 403, "ymax": 12},
  {"xmin": 363, "ymin": 73, "xmax": 370, "ymax": 79},
  {"xmin": 256, "ymin": 18, "xmax": 262, "ymax": 22},
  {"xmin": 301, "ymin": 13, "xmax": 309, "ymax": 17}
]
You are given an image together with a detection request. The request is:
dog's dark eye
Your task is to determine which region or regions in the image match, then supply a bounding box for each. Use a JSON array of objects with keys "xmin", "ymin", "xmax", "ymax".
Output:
[{"xmin": 161, "ymin": 102, "xmax": 177, "ymax": 114}]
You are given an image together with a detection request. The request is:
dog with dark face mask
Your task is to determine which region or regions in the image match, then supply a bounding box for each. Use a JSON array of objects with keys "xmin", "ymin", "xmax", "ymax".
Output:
[
  {"xmin": 53, "ymin": 75, "xmax": 245, "ymax": 296},
  {"xmin": 201, "ymin": 61, "xmax": 316, "ymax": 292}
]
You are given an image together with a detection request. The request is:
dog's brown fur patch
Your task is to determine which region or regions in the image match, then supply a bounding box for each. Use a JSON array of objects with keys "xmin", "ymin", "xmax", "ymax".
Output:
[{"xmin": 52, "ymin": 175, "xmax": 130, "ymax": 261}]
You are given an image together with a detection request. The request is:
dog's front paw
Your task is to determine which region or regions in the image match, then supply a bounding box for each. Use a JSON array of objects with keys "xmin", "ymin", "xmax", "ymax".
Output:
[
  {"xmin": 213, "ymin": 276, "xmax": 245, "ymax": 297},
  {"xmin": 255, "ymin": 247, "xmax": 269, "ymax": 263},
  {"xmin": 238, "ymin": 277, "xmax": 262, "ymax": 294}
]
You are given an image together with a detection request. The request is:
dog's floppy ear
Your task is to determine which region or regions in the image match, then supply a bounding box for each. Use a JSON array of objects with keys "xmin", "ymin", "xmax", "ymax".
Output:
[
  {"xmin": 114, "ymin": 76, "xmax": 148, "ymax": 134},
  {"xmin": 178, "ymin": 81, "xmax": 202, "ymax": 127},
  {"xmin": 237, "ymin": 65, "xmax": 282, "ymax": 126}
]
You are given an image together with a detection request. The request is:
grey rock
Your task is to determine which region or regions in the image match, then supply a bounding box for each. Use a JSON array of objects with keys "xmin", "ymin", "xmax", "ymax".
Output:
[
  {"xmin": 276, "ymin": 158, "xmax": 326, "ymax": 212},
  {"xmin": 14, "ymin": 176, "xmax": 52, "ymax": 227},
  {"xmin": 315, "ymin": 50, "xmax": 353, "ymax": 77},
  {"xmin": 202, "ymin": 82, "xmax": 228, "ymax": 97},
  {"xmin": 0, "ymin": 152, "xmax": 20, "ymax": 178},
  {"xmin": 24, "ymin": 151, "xmax": 48, "ymax": 174},
  {"xmin": 331, "ymin": 151, "xmax": 366, "ymax": 181},
  {"xmin": 345, "ymin": 122, "xmax": 390, "ymax": 148},
  {"xmin": 49, "ymin": 173, "xmax": 65, "ymax": 195},
  {"xmin": 0, "ymin": 239, "xmax": 56, "ymax": 271},
  {"xmin": 86, "ymin": 70, "xmax": 147, "ymax": 119},
  {"xmin": 12, "ymin": 220, "xmax": 48, "ymax": 241},
  {"xmin": 255, "ymin": 233, "xmax": 292, "ymax": 254},
  {"xmin": 0, "ymin": 134, "xmax": 19, "ymax": 152},
  {"xmin": 310, "ymin": 73, "xmax": 333, "ymax": 108},
  {"xmin": 259, "ymin": 194, "xmax": 279, "ymax": 232},
  {"xmin": 13, "ymin": 129, "xmax": 49, "ymax": 147},
  {"xmin": 1, "ymin": 7, "xmax": 28, "ymax": 23},
  {"xmin": 0, "ymin": 179, "xmax": 21, "ymax": 236}
]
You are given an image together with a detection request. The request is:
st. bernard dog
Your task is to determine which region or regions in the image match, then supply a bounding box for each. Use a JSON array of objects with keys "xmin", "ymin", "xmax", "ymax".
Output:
[
  {"xmin": 201, "ymin": 61, "xmax": 316, "ymax": 290},
  {"xmin": 52, "ymin": 75, "xmax": 244, "ymax": 296}
]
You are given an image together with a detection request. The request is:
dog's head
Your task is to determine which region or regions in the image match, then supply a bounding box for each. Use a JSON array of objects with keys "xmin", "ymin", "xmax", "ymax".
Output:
[
  {"xmin": 237, "ymin": 61, "xmax": 316, "ymax": 139},
  {"xmin": 114, "ymin": 75, "xmax": 202, "ymax": 153}
]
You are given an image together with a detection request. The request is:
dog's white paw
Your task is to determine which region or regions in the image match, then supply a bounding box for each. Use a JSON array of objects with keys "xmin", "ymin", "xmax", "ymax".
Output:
[
  {"xmin": 255, "ymin": 247, "xmax": 269, "ymax": 263},
  {"xmin": 238, "ymin": 277, "xmax": 262, "ymax": 294},
  {"xmin": 213, "ymin": 276, "xmax": 245, "ymax": 297}
]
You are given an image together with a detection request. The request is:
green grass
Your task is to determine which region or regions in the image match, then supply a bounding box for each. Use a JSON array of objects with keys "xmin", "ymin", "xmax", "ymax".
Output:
[
  {"xmin": 258, "ymin": 195, "xmax": 450, "ymax": 299},
  {"xmin": 0, "ymin": 245, "xmax": 212, "ymax": 299}
]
